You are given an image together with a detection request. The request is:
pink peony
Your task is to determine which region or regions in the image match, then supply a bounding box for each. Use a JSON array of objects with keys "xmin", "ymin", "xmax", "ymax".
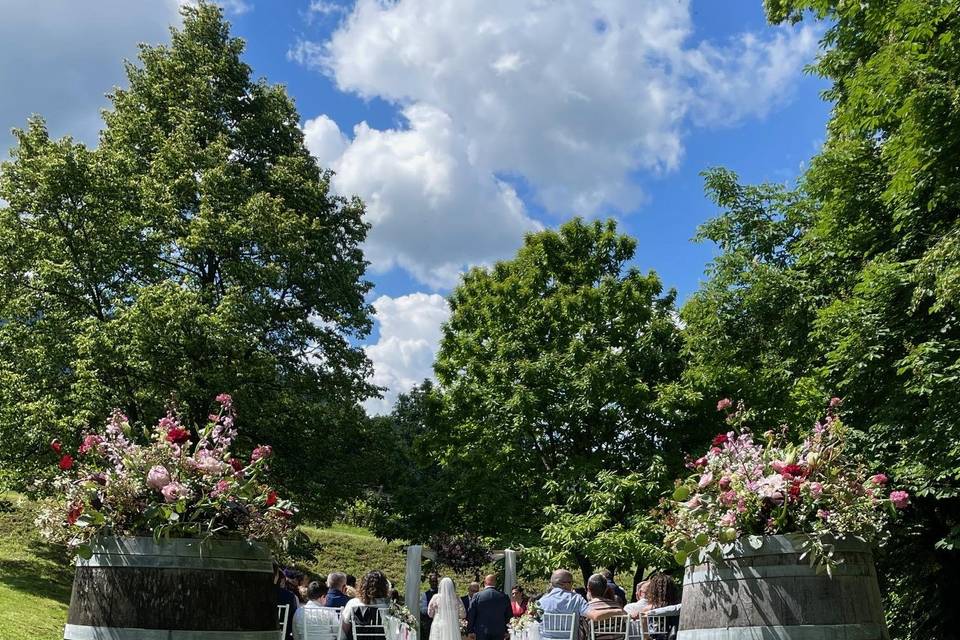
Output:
[
  {"xmin": 890, "ymin": 490, "xmax": 910, "ymax": 509},
  {"xmin": 189, "ymin": 450, "xmax": 225, "ymax": 475},
  {"xmin": 146, "ymin": 465, "xmax": 172, "ymax": 490},
  {"xmin": 870, "ymin": 473, "xmax": 888, "ymax": 486},
  {"xmin": 161, "ymin": 482, "xmax": 190, "ymax": 503}
]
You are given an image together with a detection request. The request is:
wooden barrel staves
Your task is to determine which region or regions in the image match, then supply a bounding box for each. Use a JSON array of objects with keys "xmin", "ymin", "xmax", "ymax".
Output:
[
  {"xmin": 64, "ymin": 536, "xmax": 277, "ymax": 640},
  {"xmin": 678, "ymin": 534, "xmax": 889, "ymax": 640}
]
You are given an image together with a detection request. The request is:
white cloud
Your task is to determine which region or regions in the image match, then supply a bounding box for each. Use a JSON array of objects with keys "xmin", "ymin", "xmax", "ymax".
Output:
[
  {"xmin": 295, "ymin": 0, "xmax": 819, "ymax": 289},
  {"xmin": 304, "ymin": 114, "xmax": 349, "ymax": 168},
  {"xmin": 319, "ymin": 104, "xmax": 542, "ymax": 289},
  {"xmin": 364, "ymin": 293, "xmax": 450, "ymax": 415},
  {"xmin": 0, "ymin": 1, "xmax": 181, "ymax": 153}
]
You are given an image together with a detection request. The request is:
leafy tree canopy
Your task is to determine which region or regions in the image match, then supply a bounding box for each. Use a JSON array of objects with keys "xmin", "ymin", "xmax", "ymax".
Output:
[{"xmin": 0, "ymin": 3, "xmax": 375, "ymax": 519}]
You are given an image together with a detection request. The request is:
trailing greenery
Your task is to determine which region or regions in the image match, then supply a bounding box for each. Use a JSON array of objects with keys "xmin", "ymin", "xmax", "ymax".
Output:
[{"xmin": 0, "ymin": 4, "xmax": 376, "ymax": 519}]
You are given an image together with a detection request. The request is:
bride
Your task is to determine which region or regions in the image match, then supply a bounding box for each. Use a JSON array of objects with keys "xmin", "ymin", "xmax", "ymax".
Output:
[{"xmin": 427, "ymin": 577, "xmax": 466, "ymax": 640}]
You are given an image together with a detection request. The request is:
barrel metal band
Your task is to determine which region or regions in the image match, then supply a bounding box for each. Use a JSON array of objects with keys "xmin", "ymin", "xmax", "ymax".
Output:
[
  {"xmin": 677, "ymin": 623, "xmax": 886, "ymax": 640},
  {"xmin": 77, "ymin": 555, "xmax": 272, "ymax": 572},
  {"xmin": 64, "ymin": 624, "xmax": 279, "ymax": 640},
  {"xmin": 685, "ymin": 563, "xmax": 871, "ymax": 583}
]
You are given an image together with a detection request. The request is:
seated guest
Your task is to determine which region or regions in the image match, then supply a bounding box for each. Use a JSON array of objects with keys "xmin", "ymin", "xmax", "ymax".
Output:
[
  {"xmin": 327, "ymin": 572, "xmax": 350, "ymax": 608},
  {"xmin": 510, "ymin": 586, "xmax": 529, "ymax": 617},
  {"xmin": 539, "ymin": 570, "xmax": 588, "ymax": 616},
  {"xmin": 623, "ymin": 582, "xmax": 648, "ymax": 620},
  {"xmin": 601, "ymin": 570, "xmax": 626, "ymax": 608},
  {"xmin": 275, "ymin": 562, "xmax": 299, "ymax": 640},
  {"xmin": 462, "ymin": 582, "xmax": 480, "ymax": 613},
  {"xmin": 583, "ymin": 573, "xmax": 626, "ymax": 622},
  {"xmin": 639, "ymin": 574, "xmax": 678, "ymax": 613},
  {"xmin": 342, "ymin": 571, "xmax": 392, "ymax": 640},
  {"xmin": 574, "ymin": 587, "xmax": 587, "ymax": 599},
  {"xmin": 293, "ymin": 581, "xmax": 336, "ymax": 640},
  {"xmin": 286, "ymin": 568, "xmax": 308, "ymax": 603},
  {"xmin": 345, "ymin": 574, "xmax": 359, "ymax": 599}
]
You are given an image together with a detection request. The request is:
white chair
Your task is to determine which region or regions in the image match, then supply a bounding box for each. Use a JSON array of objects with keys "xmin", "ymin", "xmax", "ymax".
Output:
[
  {"xmin": 589, "ymin": 615, "xmax": 629, "ymax": 640},
  {"xmin": 627, "ymin": 619, "xmax": 644, "ymax": 640},
  {"xmin": 541, "ymin": 613, "xmax": 577, "ymax": 640},
  {"xmin": 641, "ymin": 605, "xmax": 680, "ymax": 640},
  {"xmin": 278, "ymin": 604, "xmax": 291, "ymax": 640},
  {"xmin": 350, "ymin": 606, "xmax": 388, "ymax": 640},
  {"xmin": 302, "ymin": 607, "xmax": 342, "ymax": 640}
]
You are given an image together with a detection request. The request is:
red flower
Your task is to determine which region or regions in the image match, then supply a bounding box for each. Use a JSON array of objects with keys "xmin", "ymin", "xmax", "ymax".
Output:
[
  {"xmin": 58, "ymin": 454, "xmax": 74, "ymax": 471},
  {"xmin": 229, "ymin": 458, "xmax": 244, "ymax": 473},
  {"xmin": 166, "ymin": 426, "xmax": 191, "ymax": 444},
  {"xmin": 711, "ymin": 433, "xmax": 729, "ymax": 447},
  {"xmin": 781, "ymin": 464, "xmax": 807, "ymax": 479},
  {"xmin": 788, "ymin": 481, "xmax": 802, "ymax": 499},
  {"xmin": 265, "ymin": 491, "xmax": 278, "ymax": 507},
  {"xmin": 67, "ymin": 502, "xmax": 83, "ymax": 525},
  {"xmin": 50, "ymin": 439, "xmax": 62, "ymax": 454}
]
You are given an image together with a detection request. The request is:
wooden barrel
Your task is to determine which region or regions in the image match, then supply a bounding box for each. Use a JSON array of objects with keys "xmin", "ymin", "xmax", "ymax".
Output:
[
  {"xmin": 64, "ymin": 536, "xmax": 277, "ymax": 640},
  {"xmin": 678, "ymin": 534, "xmax": 889, "ymax": 640}
]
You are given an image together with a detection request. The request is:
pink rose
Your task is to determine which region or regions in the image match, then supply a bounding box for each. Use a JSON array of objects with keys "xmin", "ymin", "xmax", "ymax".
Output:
[
  {"xmin": 698, "ymin": 472, "xmax": 714, "ymax": 488},
  {"xmin": 716, "ymin": 398, "xmax": 732, "ymax": 411},
  {"xmin": 719, "ymin": 476, "xmax": 732, "ymax": 490},
  {"xmin": 251, "ymin": 445, "xmax": 273, "ymax": 462},
  {"xmin": 147, "ymin": 465, "xmax": 172, "ymax": 490},
  {"xmin": 78, "ymin": 434, "xmax": 103, "ymax": 455},
  {"xmin": 720, "ymin": 511, "xmax": 736, "ymax": 527},
  {"xmin": 890, "ymin": 490, "xmax": 910, "ymax": 509},
  {"xmin": 189, "ymin": 450, "xmax": 225, "ymax": 475},
  {"xmin": 720, "ymin": 490, "xmax": 737, "ymax": 506},
  {"xmin": 210, "ymin": 479, "xmax": 231, "ymax": 498},
  {"xmin": 809, "ymin": 482, "xmax": 823, "ymax": 498},
  {"xmin": 161, "ymin": 482, "xmax": 190, "ymax": 503},
  {"xmin": 685, "ymin": 496, "xmax": 701, "ymax": 509},
  {"xmin": 870, "ymin": 473, "xmax": 888, "ymax": 486},
  {"xmin": 216, "ymin": 393, "xmax": 233, "ymax": 407},
  {"xmin": 770, "ymin": 460, "xmax": 786, "ymax": 474}
]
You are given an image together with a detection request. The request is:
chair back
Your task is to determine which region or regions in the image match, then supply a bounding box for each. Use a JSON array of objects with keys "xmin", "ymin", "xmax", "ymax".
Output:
[
  {"xmin": 627, "ymin": 619, "xmax": 644, "ymax": 640},
  {"xmin": 303, "ymin": 607, "xmax": 342, "ymax": 640},
  {"xmin": 277, "ymin": 604, "xmax": 290, "ymax": 640},
  {"xmin": 541, "ymin": 612, "xmax": 577, "ymax": 640},
  {"xmin": 351, "ymin": 605, "xmax": 388, "ymax": 640},
  {"xmin": 589, "ymin": 615, "xmax": 629, "ymax": 640},
  {"xmin": 641, "ymin": 605, "xmax": 680, "ymax": 640}
]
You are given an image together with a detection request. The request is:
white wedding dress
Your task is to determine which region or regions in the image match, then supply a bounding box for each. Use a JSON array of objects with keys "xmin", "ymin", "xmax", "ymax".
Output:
[{"xmin": 429, "ymin": 578, "xmax": 466, "ymax": 640}]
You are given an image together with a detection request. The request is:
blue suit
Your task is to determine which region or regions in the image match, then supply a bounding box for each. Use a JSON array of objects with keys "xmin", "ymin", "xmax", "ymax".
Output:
[{"xmin": 467, "ymin": 587, "xmax": 512, "ymax": 640}]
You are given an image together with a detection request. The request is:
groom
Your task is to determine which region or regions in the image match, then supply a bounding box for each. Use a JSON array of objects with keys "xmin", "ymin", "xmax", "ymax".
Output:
[{"xmin": 467, "ymin": 575, "xmax": 512, "ymax": 640}]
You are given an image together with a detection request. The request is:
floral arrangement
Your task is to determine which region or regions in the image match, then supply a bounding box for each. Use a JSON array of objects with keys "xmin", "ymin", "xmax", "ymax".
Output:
[
  {"xmin": 508, "ymin": 600, "xmax": 542, "ymax": 633},
  {"xmin": 387, "ymin": 602, "xmax": 418, "ymax": 631},
  {"xmin": 430, "ymin": 532, "xmax": 492, "ymax": 574},
  {"xmin": 664, "ymin": 398, "xmax": 909, "ymax": 571},
  {"xmin": 35, "ymin": 394, "xmax": 297, "ymax": 557}
]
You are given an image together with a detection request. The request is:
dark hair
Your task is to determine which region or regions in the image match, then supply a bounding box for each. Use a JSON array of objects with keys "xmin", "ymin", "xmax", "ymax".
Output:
[
  {"xmin": 587, "ymin": 574, "xmax": 608, "ymax": 598},
  {"xmin": 574, "ymin": 587, "xmax": 587, "ymax": 598},
  {"xmin": 601, "ymin": 569, "xmax": 614, "ymax": 581},
  {"xmin": 346, "ymin": 574, "xmax": 357, "ymax": 588},
  {"xmin": 358, "ymin": 570, "xmax": 390, "ymax": 604},
  {"xmin": 307, "ymin": 581, "xmax": 327, "ymax": 601},
  {"xmin": 646, "ymin": 574, "xmax": 679, "ymax": 609}
]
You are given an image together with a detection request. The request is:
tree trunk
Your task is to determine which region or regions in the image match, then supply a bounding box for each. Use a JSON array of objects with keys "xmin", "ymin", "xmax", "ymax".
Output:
[{"xmin": 574, "ymin": 553, "xmax": 593, "ymax": 587}]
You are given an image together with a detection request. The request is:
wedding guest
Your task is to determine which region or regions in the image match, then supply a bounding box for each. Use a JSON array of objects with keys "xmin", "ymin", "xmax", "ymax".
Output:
[
  {"xmin": 640, "ymin": 574, "xmax": 678, "ymax": 612},
  {"xmin": 539, "ymin": 570, "xmax": 588, "ymax": 617},
  {"xmin": 574, "ymin": 587, "xmax": 588, "ymax": 599},
  {"xmin": 462, "ymin": 582, "xmax": 480, "ymax": 613},
  {"xmin": 583, "ymin": 573, "xmax": 625, "ymax": 622},
  {"xmin": 275, "ymin": 562, "xmax": 299, "ymax": 640},
  {"xmin": 293, "ymin": 581, "xmax": 334, "ymax": 640},
  {"xmin": 342, "ymin": 571, "xmax": 392, "ymax": 640},
  {"xmin": 623, "ymin": 581, "xmax": 648, "ymax": 619},
  {"xmin": 601, "ymin": 570, "xmax": 626, "ymax": 608},
  {"xmin": 326, "ymin": 572, "xmax": 350, "ymax": 608},
  {"xmin": 391, "ymin": 588, "xmax": 403, "ymax": 605},
  {"xmin": 345, "ymin": 574, "xmax": 358, "ymax": 598},
  {"xmin": 467, "ymin": 575, "xmax": 512, "ymax": 640},
  {"xmin": 510, "ymin": 586, "xmax": 529, "ymax": 617}
]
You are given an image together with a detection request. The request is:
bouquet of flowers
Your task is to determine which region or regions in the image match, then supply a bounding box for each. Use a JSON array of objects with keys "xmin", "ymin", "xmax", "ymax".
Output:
[
  {"xmin": 35, "ymin": 394, "xmax": 297, "ymax": 558},
  {"xmin": 388, "ymin": 602, "xmax": 418, "ymax": 631},
  {"xmin": 664, "ymin": 398, "xmax": 910, "ymax": 571},
  {"xmin": 508, "ymin": 600, "xmax": 542, "ymax": 633}
]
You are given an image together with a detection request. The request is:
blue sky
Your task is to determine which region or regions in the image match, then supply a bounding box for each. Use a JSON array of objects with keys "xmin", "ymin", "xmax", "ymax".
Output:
[{"xmin": 0, "ymin": 0, "xmax": 830, "ymax": 413}]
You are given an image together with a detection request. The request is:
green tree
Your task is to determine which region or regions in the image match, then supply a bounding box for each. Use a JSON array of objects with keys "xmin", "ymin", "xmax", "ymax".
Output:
[
  {"xmin": 678, "ymin": 1, "xmax": 960, "ymax": 634},
  {"xmin": 430, "ymin": 218, "xmax": 691, "ymax": 579},
  {"xmin": 0, "ymin": 3, "xmax": 374, "ymax": 518}
]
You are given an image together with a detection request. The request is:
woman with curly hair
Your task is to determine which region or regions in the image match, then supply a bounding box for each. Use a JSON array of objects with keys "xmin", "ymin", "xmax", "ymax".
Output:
[
  {"xmin": 341, "ymin": 570, "xmax": 392, "ymax": 640},
  {"xmin": 640, "ymin": 573, "xmax": 680, "ymax": 637}
]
